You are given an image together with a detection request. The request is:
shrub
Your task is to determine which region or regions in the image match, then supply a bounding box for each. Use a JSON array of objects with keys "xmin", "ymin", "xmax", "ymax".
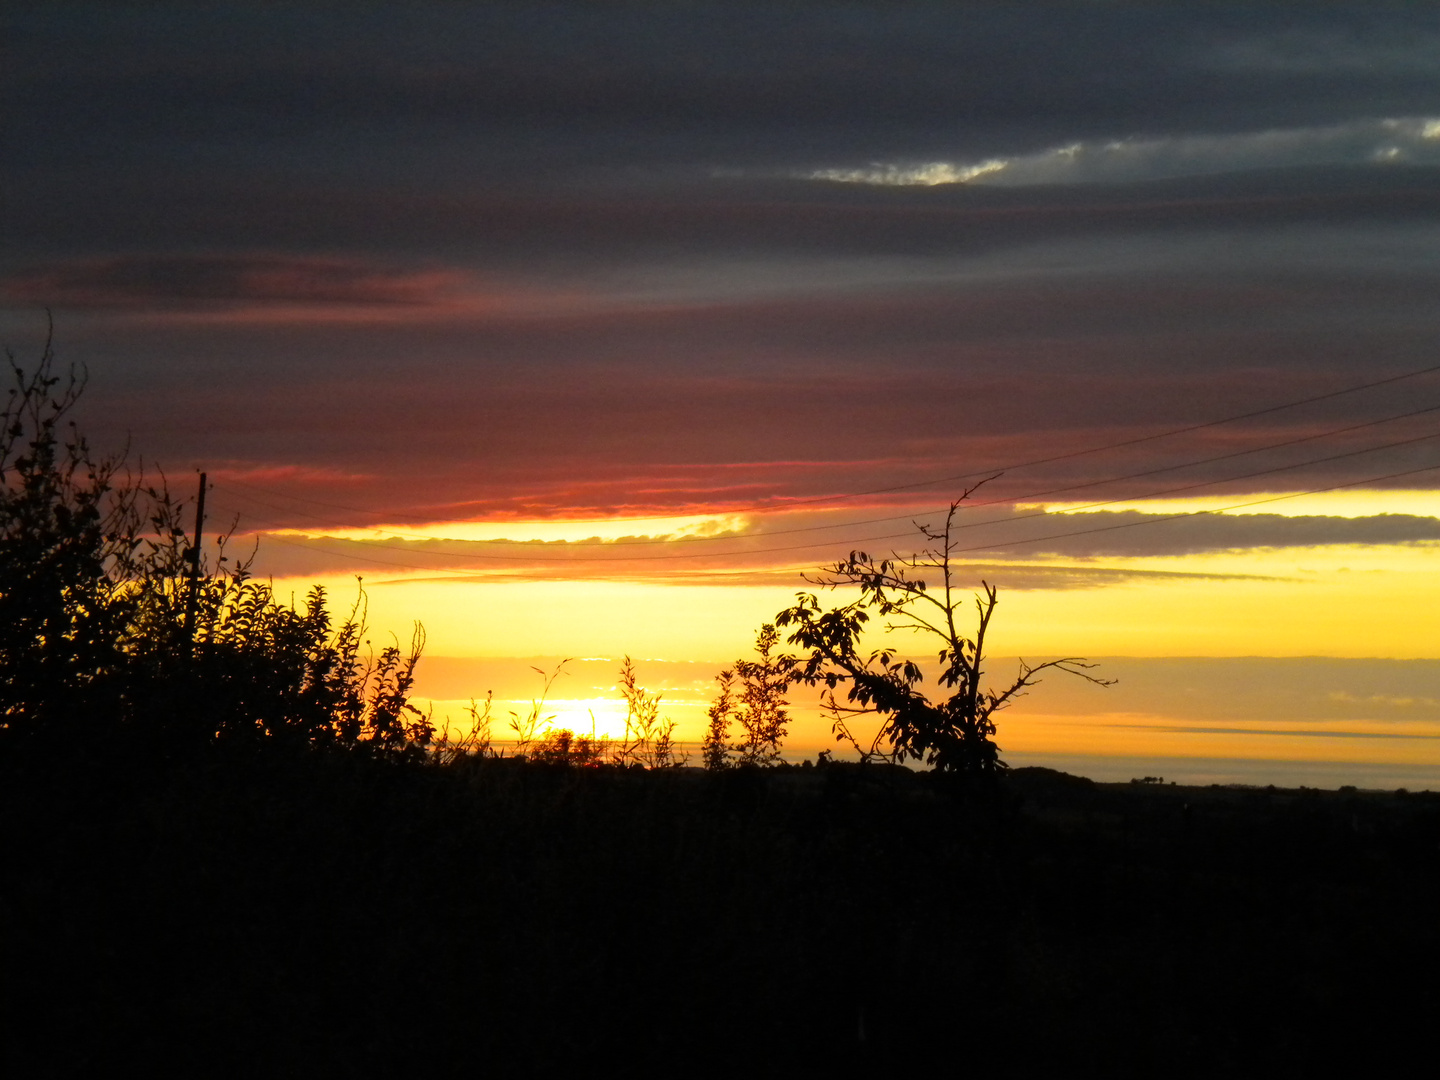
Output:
[
  {"xmin": 528, "ymin": 727, "xmax": 610, "ymax": 766},
  {"xmin": 702, "ymin": 671, "xmax": 736, "ymax": 770},
  {"xmin": 777, "ymin": 496, "xmax": 1110, "ymax": 772},
  {"xmin": 1, "ymin": 341, "xmax": 142, "ymax": 738},
  {"xmin": 505, "ymin": 660, "xmax": 570, "ymax": 756},
  {"xmin": 0, "ymin": 333, "xmax": 431, "ymax": 757},
  {"xmin": 612, "ymin": 656, "xmax": 683, "ymax": 768},
  {"xmin": 703, "ymin": 624, "xmax": 798, "ymax": 768},
  {"xmin": 433, "ymin": 694, "xmax": 494, "ymax": 764}
]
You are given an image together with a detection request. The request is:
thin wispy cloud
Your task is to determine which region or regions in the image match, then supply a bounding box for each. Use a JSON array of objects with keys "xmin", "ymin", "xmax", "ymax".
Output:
[{"xmin": 797, "ymin": 116, "xmax": 1440, "ymax": 188}]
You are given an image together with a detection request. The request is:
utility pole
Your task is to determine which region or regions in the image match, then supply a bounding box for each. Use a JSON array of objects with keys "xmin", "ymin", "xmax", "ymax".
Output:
[{"xmin": 183, "ymin": 471, "xmax": 206, "ymax": 644}]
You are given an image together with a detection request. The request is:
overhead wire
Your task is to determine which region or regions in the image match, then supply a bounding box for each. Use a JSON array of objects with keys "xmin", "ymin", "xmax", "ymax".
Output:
[
  {"xmin": 947, "ymin": 462, "xmax": 1440, "ymax": 557},
  {"xmin": 215, "ymin": 399, "xmax": 1440, "ymax": 548},
  {"xmin": 218, "ymin": 358, "xmax": 1440, "ymax": 524},
  {"xmin": 223, "ymin": 458, "xmax": 1440, "ymax": 584},
  {"xmin": 208, "ymin": 427, "xmax": 1440, "ymax": 567}
]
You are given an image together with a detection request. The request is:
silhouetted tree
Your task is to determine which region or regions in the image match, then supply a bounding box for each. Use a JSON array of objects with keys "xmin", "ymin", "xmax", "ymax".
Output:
[
  {"xmin": 776, "ymin": 495, "xmax": 1111, "ymax": 772},
  {"xmin": 0, "ymin": 332, "xmax": 431, "ymax": 755},
  {"xmin": 704, "ymin": 624, "xmax": 798, "ymax": 768},
  {"xmin": 702, "ymin": 670, "xmax": 736, "ymax": 770},
  {"xmin": 1, "ymin": 334, "xmax": 144, "ymax": 737}
]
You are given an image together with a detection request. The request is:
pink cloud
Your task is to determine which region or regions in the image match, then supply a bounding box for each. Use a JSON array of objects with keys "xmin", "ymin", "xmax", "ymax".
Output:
[{"xmin": 1, "ymin": 254, "xmax": 467, "ymax": 309}]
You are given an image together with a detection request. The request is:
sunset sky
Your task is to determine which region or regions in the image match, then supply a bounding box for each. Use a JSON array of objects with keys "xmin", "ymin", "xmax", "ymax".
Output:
[{"xmin": 5, "ymin": 4, "xmax": 1440, "ymax": 785}]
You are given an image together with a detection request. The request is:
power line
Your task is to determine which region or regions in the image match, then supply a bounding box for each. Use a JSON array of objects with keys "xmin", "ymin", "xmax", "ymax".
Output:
[
  {"xmin": 212, "ymin": 428, "xmax": 1440, "ymax": 567},
  {"xmin": 747, "ymin": 361, "xmax": 1440, "ymax": 509},
  {"xmin": 949, "ymin": 462, "xmax": 1440, "ymax": 556},
  {"xmin": 218, "ymin": 399, "xmax": 1440, "ymax": 548},
  {"xmin": 241, "ymin": 459, "xmax": 1440, "ymax": 584},
  {"xmin": 221, "ymin": 358, "xmax": 1440, "ymax": 523}
]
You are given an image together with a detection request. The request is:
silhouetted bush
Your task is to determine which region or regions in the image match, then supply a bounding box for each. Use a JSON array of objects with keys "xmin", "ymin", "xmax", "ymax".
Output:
[
  {"xmin": 611, "ymin": 654, "xmax": 684, "ymax": 767},
  {"xmin": 0, "ymin": 336, "xmax": 430, "ymax": 757},
  {"xmin": 528, "ymin": 726, "xmax": 610, "ymax": 765},
  {"xmin": 778, "ymin": 496, "xmax": 1111, "ymax": 772},
  {"xmin": 703, "ymin": 623, "xmax": 798, "ymax": 767},
  {"xmin": 432, "ymin": 692, "xmax": 494, "ymax": 764}
]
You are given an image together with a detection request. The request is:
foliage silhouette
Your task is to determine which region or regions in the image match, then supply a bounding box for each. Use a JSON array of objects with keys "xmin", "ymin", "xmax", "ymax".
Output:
[
  {"xmin": 504, "ymin": 659, "xmax": 571, "ymax": 755},
  {"xmin": 463, "ymin": 656, "xmax": 681, "ymax": 767},
  {"xmin": 432, "ymin": 692, "xmax": 494, "ymax": 764},
  {"xmin": 0, "ymin": 334, "xmax": 431, "ymax": 756},
  {"xmin": 528, "ymin": 725, "xmax": 610, "ymax": 766},
  {"xmin": 612, "ymin": 655, "xmax": 684, "ymax": 767},
  {"xmin": 177, "ymin": 578, "xmax": 431, "ymax": 755},
  {"xmin": 776, "ymin": 493, "xmax": 1111, "ymax": 772},
  {"xmin": 1, "ymin": 338, "xmax": 146, "ymax": 738},
  {"xmin": 702, "ymin": 670, "xmax": 736, "ymax": 770},
  {"xmin": 703, "ymin": 623, "xmax": 799, "ymax": 768}
]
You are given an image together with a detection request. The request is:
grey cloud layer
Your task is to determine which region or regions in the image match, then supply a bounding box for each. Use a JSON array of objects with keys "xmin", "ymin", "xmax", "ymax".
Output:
[
  {"xmin": 963, "ymin": 510, "xmax": 1440, "ymax": 559},
  {"xmin": 223, "ymin": 507, "xmax": 1440, "ymax": 583},
  {"xmin": 10, "ymin": 5, "xmax": 1440, "ymax": 172},
  {"xmin": 4, "ymin": 4, "xmax": 1440, "ymax": 524}
]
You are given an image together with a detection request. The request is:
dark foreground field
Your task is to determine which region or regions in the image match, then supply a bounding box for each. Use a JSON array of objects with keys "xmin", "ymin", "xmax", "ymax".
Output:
[{"xmin": 3, "ymin": 748, "xmax": 1437, "ymax": 1075}]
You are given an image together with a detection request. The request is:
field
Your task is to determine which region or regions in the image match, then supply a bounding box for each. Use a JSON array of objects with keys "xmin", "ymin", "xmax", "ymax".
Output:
[{"xmin": 4, "ymin": 749, "xmax": 1436, "ymax": 1074}]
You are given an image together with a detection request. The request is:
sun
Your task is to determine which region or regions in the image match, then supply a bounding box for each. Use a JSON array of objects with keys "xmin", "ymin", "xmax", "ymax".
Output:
[{"xmin": 536, "ymin": 698, "xmax": 636, "ymax": 741}]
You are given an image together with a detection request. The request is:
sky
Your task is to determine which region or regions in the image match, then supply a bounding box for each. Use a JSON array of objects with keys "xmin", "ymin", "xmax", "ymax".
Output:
[{"xmin": 4, "ymin": 3, "xmax": 1440, "ymax": 786}]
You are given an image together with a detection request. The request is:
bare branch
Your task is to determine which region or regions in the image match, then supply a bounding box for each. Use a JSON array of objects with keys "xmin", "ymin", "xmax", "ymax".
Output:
[{"xmin": 774, "ymin": 486, "xmax": 1109, "ymax": 773}]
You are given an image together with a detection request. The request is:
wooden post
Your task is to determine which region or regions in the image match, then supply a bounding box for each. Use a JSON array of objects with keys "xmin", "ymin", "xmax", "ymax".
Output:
[{"xmin": 184, "ymin": 471, "xmax": 206, "ymax": 644}]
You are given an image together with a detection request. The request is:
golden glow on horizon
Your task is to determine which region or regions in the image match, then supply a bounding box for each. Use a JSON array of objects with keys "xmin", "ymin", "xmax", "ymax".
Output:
[
  {"xmin": 421, "ymin": 694, "xmax": 836, "ymax": 751},
  {"xmin": 279, "ymin": 539, "xmax": 1440, "ymax": 662},
  {"xmin": 987, "ymin": 547, "xmax": 1440, "ymax": 658},
  {"xmin": 1031, "ymin": 488, "xmax": 1440, "ymax": 519},
  {"xmin": 1001, "ymin": 712, "xmax": 1440, "ymax": 766},
  {"xmin": 255, "ymin": 487, "xmax": 1440, "ymax": 561},
  {"xmin": 270, "ymin": 521, "xmax": 1440, "ymax": 779},
  {"xmin": 292, "ymin": 512, "xmax": 751, "ymax": 545},
  {"xmin": 416, "ymin": 695, "xmax": 1440, "ymax": 773},
  {"xmin": 287, "ymin": 574, "xmax": 803, "ymax": 658}
]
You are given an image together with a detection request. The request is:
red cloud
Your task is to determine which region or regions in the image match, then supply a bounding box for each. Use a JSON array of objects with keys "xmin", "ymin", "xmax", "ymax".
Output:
[{"xmin": 0, "ymin": 254, "xmax": 465, "ymax": 309}]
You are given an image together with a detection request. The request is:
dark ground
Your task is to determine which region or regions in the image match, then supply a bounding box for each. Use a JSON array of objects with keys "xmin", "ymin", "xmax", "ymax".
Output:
[{"xmin": 3, "ymin": 749, "xmax": 1437, "ymax": 1076}]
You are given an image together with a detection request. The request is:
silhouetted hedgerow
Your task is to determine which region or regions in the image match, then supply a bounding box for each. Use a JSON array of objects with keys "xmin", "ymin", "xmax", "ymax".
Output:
[{"xmin": 0, "ymin": 334, "xmax": 430, "ymax": 756}]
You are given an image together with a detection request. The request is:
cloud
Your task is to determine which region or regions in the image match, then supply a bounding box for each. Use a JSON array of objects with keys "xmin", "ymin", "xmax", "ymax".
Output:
[
  {"xmin": 12, "ymin": 5, "xmax": 1440, "ymax": 172},
  {"xmin": 960, "ymin": 510, "xmax": 1440, "ymax": 559},
  {"xmin": 796, "ymin": 117, "xmax": 1440, "ymax": 188},
  {"xmin": 214, "ymin": 498, "xmax": 1440, "ymax": 580},
  {"xmin": 1206, "ymin": 25, "xmax": 1440, "ymax": 77},
  {"xmin": 1016, "ymin": 657, "xmax": 1440, "ymax": 724},
  {"xmin": 209, "ymin": 463, "xmax": 374, "ymax": 487},
  {"xmin": 7, "ymin": 5, "xmax": 1440, "ymax": 534},
  {"xmin": 1099, "ymin": 723, "xmax": 1440, "ymax": 741},
  {"xmin": 0, "ymin": 255, "xmax": 465, "ymax": 310},
  {"xmin": 73, "ymin": 338, "xmax": 1440, "ymax": 533},
  {"xmin": 807, "ymin": 160, "xmax": 1011, "ymax": 187},
  {"xmin": 1327, "ymin": 691, "xmax": 1440, "ymax": 709},
  {"xmin": 13, "ymin": 162, "xmax": 1440, "ymax": 275}
]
